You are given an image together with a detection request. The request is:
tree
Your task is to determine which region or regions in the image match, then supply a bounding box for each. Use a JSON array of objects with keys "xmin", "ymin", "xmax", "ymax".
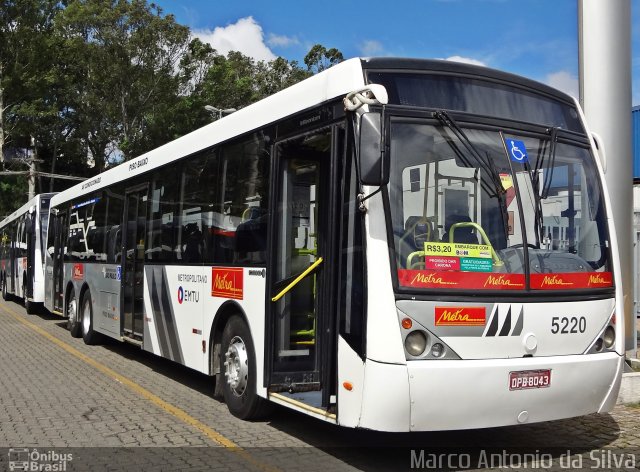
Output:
[
  {"xmin": 54, "ymin": 0, "xmax": 192, "ymax": 169},
  {"xmin": 304, "ymin": 44, "xmax": 344, "ymax": 74},
  {"xmin": 0, "ymin": 0, "xmax": 63, "ymax": 213}
]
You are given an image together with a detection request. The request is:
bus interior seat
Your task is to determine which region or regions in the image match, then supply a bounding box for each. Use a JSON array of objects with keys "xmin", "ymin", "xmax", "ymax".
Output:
[
  {"xmin": 399, "ymin": 216, "xmax": 433, "ymax": 268},
  {"xmin": 441, "ymin": 214, "xmax": 478, "ymax": 244}
]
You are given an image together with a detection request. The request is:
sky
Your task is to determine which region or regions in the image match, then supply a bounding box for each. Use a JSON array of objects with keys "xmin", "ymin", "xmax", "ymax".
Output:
[{"xmin": 155, "ymin": 0, "xmax": 640, "ymax": 106}]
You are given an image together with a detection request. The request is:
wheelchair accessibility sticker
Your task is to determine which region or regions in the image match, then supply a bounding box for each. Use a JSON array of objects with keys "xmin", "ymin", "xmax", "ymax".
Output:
[{"xmin": 504, "ymin": 137, "xmax": 529, "ymax": 163}]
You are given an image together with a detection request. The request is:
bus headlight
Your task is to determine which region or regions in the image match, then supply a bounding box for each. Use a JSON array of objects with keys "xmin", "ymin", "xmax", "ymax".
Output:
[
  {"xmin": 594, "ymin": 338, "xmax": 604, "ymax": 352},
  {"xmin": 431, "ymin": 343, "xmax": 445, "ymax": 358},
  {"xmin": 405, "ymin": 331, "xmax": 428, "ymax": 356},
  {"xmin": 603, "ymin": 326, "xmax": 615, "ymax": 348}
]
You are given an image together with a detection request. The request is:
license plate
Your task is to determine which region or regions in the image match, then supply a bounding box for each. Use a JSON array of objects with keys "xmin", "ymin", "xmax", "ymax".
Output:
[{"xmin": 509, "ymin": 369, "xmax": 551, "ymax": 390}]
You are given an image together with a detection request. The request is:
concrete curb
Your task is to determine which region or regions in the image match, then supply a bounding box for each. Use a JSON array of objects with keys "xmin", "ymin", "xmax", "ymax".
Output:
[{"xmin": 617, "ymin": 359, "xmax": 640, "ymax": 404}]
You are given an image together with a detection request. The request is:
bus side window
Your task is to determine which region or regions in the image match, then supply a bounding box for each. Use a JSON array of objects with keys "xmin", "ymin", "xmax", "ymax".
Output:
[
  {"xmin": 105, "ymin": 187, "xmax": 124, "ymax": 264},
  {"xmin": 218, "ymin": 132, "xmax": 270, "ymax": 265},
  {"xmin": 147, "ymin": 168, "xmax": 179, "ymax": 263}
]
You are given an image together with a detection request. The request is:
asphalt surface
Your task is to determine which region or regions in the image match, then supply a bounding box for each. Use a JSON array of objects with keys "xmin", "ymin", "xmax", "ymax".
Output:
[{"xmin": 0, "ymin": 297, "xmax": 638, "ymax": 471}]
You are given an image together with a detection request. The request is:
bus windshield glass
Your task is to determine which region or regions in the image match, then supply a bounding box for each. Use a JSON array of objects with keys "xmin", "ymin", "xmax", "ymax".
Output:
[{"xmin": 390, "ymin": 119, "xmax": 613, "ymax": 292}]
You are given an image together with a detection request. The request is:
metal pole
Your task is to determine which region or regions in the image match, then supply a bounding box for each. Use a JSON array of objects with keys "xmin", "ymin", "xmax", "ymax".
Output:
[{"xmin": 579, "ymin": 0, "xmax": 635, "ymax": 357}]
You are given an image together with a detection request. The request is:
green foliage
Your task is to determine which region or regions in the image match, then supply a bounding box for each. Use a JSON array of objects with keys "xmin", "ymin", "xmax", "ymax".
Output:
[
  {"xmin": 304, "ymin": 44, "xmax": 344, "ymax": 74},
  {"xmin": 0, "ymin": 0, "xmax": 344, "ymax": 217}
]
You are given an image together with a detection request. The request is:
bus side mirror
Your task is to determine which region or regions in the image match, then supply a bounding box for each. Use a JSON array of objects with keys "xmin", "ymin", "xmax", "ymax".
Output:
[
  {"xmin": 591, "ymin": 132, "xmax": 607, "ymax": 174},
  {"xmin": 359, "ymin": 112, "xmax": 388, "ymax": 186}
]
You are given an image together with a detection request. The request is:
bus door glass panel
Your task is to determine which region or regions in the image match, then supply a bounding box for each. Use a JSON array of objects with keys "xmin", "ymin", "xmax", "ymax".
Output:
[
  {"xmin": 25, "ymin": 213, "xmax": 35, "ymax": 298},
  {"xmin": 9, "ymin": 221, "xmax": 17, "ymax": 292},
  {"xmin": 122, "ymin": 187, "xmax": 148, "ymax": 337},
  {"xmin": 53, "ymin": 212, "xmax": 67, "ymax": 312},
  {"xmin": 271, "ymin": 131, "xmax": 330, "ymax": 384}
]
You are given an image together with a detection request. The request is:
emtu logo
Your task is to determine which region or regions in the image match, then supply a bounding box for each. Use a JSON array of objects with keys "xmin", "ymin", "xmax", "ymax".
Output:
[{"xmin": 177, "ymin": 286, "xmax": 199, "ymax": 304}]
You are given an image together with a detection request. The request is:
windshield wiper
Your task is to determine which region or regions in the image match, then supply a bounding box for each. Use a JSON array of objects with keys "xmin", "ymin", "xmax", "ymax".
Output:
[
  {"xmin": 433, "ymin": 110, "xmax": 505, "ymax": 198},
  {"xmin": 542, "ymin": 127, "xmax": 559, "ymax": 198},
  {"xmin": 524, "ymin": 127, "xmax": 559, "ymax": 247}
]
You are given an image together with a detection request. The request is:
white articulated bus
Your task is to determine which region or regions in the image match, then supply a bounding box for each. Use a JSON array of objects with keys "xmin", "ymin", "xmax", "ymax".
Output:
[
  {"xmin": 43, "ymin": 58, "xmax": 623, "ymax": 431},
  {"xmin": 1, "ymin": 193, "xmax": 55, "ymax": 313}
]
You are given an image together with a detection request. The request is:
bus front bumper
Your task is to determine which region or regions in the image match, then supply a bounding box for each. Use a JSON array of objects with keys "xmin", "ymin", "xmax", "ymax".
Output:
[{"xmin": 358, "ymin": 352, "xmax": 623, "ymax": 432}]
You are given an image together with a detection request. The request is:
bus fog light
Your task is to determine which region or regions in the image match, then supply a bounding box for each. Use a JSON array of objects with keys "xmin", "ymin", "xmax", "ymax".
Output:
[
  {"xmin": 594, "ymin": 338, "xmax": 604, "ymax": 352},
  {"xmin": 603, "ymin": 326, "xmax": 615, "ymax": 348},
  {"xmin": 405, "ymin": 331, "xmax": 427, "ymax": 356},
  {"xmin": 431, "ymin": 343, "xmax": 444, "ymax": 358}
]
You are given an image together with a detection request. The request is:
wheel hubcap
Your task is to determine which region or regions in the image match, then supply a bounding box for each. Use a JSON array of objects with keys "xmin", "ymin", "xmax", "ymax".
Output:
[
  {"xmin": 82, "ymin": 301, "xmax": 91, "ymax": 335},
  {"xmin": 224, "ymin": 336, "xmax": 249, "ymax": 396},
  {"xmin": 67, "ymin": 298, "xmax": 77, "ymax": 324}
]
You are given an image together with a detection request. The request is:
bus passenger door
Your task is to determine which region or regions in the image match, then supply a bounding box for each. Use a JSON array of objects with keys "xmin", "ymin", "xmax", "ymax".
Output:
[
  {"xmin": 267, "ymin": 129, "xmax": 332, "ymax": 405},
  {"xmin": 52, "ymin": 211, "xmax": 67, "ymax": 313},
  {"xmin": 25, "ymin": 212, "xmax": 35, "ymax": 299},
  {"xmin": 121, "ymin": 186, "xmax": 148, "ymax": 340}
]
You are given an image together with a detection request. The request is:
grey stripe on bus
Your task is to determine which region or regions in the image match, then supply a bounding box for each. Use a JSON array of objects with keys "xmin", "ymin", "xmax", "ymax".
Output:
[
  {"xmin": 160, "ymin": 267, "xmax": 184, "ymax": 364},
  {"xmin": 145, "ymin": 266, "xmax": 183, "ymax": 364},
  {"xmin": 511, "ymin": 307, "xmax": 524, "ymax": 336},
  {"xmin": 498, "ymin": 307, "xmax": 512, "ymax": 336},
  {"xmin": 485, "ymin": 306, "xmax": 499, "ymax": 337},
  {"xmin": 148, "ymin": 266, "xmax": 172, "ymax": 358}
]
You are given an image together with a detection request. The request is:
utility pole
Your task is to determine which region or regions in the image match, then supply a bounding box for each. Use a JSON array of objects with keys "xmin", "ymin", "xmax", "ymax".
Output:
[
  {"xmin": 204, "ymin": 105, "xmax": 237, "ymax": 120},
  {"xmin": 578, "ymin": 0, "xmax": 635, "ymax": 357}
]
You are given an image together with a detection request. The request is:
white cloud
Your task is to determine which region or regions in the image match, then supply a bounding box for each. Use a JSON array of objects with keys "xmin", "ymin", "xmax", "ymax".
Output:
[
  {"xmin": 193, "ymin": 17, "xmax": 276, "ymax": 62},
  {"xmin": 445, "ymin": 56, "xmax": 487, "ymax": 67},
  {"xmin": 360, "ymin": 40, "xmax": 384, "ymax": 56},
  {"xmin": 267, "ymin": 33, "xmax": 299, "ymax": 48},
  {"xmin": 545, "ymin": 71, "xmax": 579, "ymax": 98}
]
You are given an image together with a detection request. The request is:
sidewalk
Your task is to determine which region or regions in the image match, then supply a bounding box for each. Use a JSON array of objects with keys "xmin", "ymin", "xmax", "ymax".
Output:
[{"xmin": 617, "ymin": 315, "xmax": 640, "ymax": 404}]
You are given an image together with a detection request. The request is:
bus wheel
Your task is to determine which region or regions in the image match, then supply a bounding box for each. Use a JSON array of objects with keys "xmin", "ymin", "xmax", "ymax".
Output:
[
  {"xmin": 220, "ymin": 315, "xmax": 270, "ymax": 420},
  {"xmin": 81, "ymin": 291, "xmax": 100, "ymax": 345},
  {"xmin": 25, "ymin": 298, "xmax": 36, "ymax": 315},
  {"xmin": 1, "ymin": 278, "xmax": 10, "ymax": 301},
  {"xmin": 67, "ymin": 289, "xmax": 81, "ymax": 338}
]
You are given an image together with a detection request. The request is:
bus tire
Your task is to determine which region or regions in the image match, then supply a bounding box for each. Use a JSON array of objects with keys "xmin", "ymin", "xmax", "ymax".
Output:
[
  {"xmin": 67, "ymin": 288, "xmax": 81, "ymax": 338},
  {"xmin": 25, "ymin": 298, "xmax": 37, "ymax": 315},
  {"xmin": 1, "ymin": 277, "xmax": 10, "ymax": 301},
  {"xmin": 81, "ymin": 291, "xmax": 100, "ymax": 345},
  {"xmin": 220, "ymin": 315, "xmax": 271, "ymax": 420}
]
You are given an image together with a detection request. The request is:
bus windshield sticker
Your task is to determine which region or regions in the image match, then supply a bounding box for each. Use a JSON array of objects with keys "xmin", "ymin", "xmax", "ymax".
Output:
[
  {"xmin": 460, "ymin": 257, "xmax": 492, "ymax": 272},
  {"xmin": 503, "ymin": 137, "xmax": 529, "ymax": 163},
  {"xmin": 425, "ymin": 256, "xmax": 460, "ymax": 271},
  {"xmin": 424, "ymin": 242, "xmax": 492, "ymax": 260}
]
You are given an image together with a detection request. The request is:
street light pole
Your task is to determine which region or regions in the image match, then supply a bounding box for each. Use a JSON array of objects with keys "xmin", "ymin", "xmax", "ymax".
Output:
[{"xmin": 204, "ymin": 105, "xmax": 237, "ymax": 120}]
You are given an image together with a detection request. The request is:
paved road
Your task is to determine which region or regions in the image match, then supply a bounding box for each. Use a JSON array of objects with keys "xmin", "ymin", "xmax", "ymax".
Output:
[{"xmin": 0, "ymin": 297, "xmax": 638, "ymax": 471}]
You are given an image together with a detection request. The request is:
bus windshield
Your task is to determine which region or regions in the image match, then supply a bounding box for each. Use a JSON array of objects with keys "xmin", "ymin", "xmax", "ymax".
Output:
[{"xmin": 389, "ymin": 119, "xmax": 613, "ymax": 292}]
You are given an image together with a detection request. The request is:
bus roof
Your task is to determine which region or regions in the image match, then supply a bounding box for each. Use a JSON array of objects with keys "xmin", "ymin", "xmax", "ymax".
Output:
[
  {"xmin": 50, "ymin": 57, "xmax": 369, "ymax": 208},
  {"xmin": 0, "ymin": 193, "xmax": 56, "ymax": 229},
  {"xmin": 49, "ymin": 56, "xmax": 577, "ymax": 208}
]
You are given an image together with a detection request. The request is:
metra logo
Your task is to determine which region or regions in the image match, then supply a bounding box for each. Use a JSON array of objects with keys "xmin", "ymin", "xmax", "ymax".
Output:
[
  {"xmin": 211, "ymin": 267, "xmax": 244, "ymax": 300},
  {"xmin": 177, "ymin": 286, "xmax": 199, "ymax": 304},
  {"xmin": 435, "ymin": 307, "xmax": 486, "ymax": 326},
  {"xmin": 588, "ymin": 274, "xmax": 611, "ymax": 286},
  {"xmin": 72, "ymin": 264, "xmax": 84, "ymax": 281},
  {"xmin": 410, "ymin": 273, "xmax": 457, "ymax": 286},
  {"xmin": 540, "ymin": 275, "xmax": 573, "ymax": 287},
  {"xmin": 483, "ymin": 275, "xmax": 523, "ymax": 288}
]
